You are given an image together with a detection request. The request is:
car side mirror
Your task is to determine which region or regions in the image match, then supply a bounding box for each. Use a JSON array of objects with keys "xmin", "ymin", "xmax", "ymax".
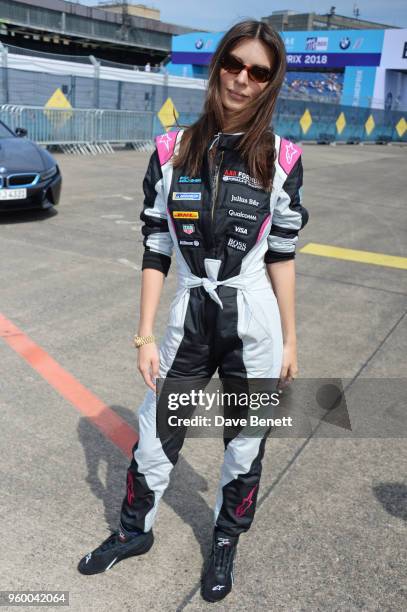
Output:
[{"xmin": 15, "ymin": 127, "xmax": 28, "ymax": 137}]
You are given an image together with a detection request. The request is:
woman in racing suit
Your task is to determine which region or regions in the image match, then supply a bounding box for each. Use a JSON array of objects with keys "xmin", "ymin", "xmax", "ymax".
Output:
[{"xmin": 78, "ymin": 19, "xmax": 309, "ymax": 603}]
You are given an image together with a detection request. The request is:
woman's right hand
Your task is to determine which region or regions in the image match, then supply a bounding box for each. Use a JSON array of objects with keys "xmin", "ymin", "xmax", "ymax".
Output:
[{"xmin": 137, "ymin": 342, "xmax": 160, "ymax": 392}]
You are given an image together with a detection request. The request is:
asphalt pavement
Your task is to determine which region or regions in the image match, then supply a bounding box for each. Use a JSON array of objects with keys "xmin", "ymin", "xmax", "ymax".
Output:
[{"xmin": 0, "ymin": 143, "xmax": 406, "ymax": 611}]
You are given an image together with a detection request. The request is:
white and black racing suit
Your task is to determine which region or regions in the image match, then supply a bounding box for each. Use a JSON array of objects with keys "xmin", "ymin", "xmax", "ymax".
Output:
[{"xmin": 120, "ymin": 130, "xmax": 309, "ymax": 537}]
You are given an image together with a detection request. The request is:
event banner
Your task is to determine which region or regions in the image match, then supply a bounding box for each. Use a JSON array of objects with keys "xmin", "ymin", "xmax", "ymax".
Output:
[{"xmin": 171, "ymin": 29, "xmax": 385, "ymax": 69}]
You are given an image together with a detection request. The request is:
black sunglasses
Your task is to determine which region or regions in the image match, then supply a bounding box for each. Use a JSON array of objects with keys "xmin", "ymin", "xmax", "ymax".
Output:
[{"xmin": 220, "ymin": 53, "xmax": 273, "ymax": 83}]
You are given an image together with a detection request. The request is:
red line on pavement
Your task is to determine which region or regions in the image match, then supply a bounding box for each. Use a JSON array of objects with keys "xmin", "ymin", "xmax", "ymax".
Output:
[{"xmin": 0, "ymin": 312, "xmax": 138, "ymax": 458}]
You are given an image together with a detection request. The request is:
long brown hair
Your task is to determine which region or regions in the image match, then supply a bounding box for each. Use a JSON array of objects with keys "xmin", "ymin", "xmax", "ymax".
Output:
[{"xmin": 172, "ymin": 20, "xmax": 286, "ymax": 191}]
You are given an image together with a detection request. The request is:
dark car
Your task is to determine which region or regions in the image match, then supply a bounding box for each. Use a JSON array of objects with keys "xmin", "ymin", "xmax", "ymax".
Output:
[{"xmin": 0, "ymin": 120, "xmax": 62, "ymax": 211}]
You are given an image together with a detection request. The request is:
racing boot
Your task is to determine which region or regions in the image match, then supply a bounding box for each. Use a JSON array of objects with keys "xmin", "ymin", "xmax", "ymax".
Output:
[
  {"xmin": 201, "ymin": 529, "xmax": 238, "ymax": 602},
  {"xmin": 77, "ymin": 524, "xmax": 154, "ymax": 575}
]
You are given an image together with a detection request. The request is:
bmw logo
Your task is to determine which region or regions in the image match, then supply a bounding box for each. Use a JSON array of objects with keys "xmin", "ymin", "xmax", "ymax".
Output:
[
  {"xmin": 339, "ymin": 37, "xmax": 351, "ymax": 50},
  {"xmin": 195, "ymin": 39, "xmax": 204, "ymax": 50}
]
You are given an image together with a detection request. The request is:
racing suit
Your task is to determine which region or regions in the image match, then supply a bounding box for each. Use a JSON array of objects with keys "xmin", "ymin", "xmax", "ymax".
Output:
[{"xmin": 120, "ymin": 130, "xmax": 309, "ymax": 537}]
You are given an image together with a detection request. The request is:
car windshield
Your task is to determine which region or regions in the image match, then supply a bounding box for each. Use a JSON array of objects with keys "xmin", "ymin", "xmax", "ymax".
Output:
[{"xmin": 0, "ymin": 122, "xmax": 15, "ymax": 139}]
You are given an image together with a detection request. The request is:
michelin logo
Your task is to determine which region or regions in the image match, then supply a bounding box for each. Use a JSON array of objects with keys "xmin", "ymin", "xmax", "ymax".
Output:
[{"xmin": 172, "ymin": 192, "xmax": 201, "ymax": 200}]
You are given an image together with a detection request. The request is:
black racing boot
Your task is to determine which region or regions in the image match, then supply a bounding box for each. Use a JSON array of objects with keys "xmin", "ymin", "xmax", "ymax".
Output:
[
  {"xmin": 201, "ymin": 530, "xmax": 238, "ymax": 602},
  {"xmin": 77, "ymin": 524, "xmax": 154, "ymax": 575}
]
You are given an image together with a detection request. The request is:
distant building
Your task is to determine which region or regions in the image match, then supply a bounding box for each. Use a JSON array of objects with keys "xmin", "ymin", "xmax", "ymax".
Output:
[
  {"xmin": 262, "ymin": 9, "xmax": 398, "ymax": 31},
  {"xmin": 0, "ymin": 0, "xmax": 195, "ymax": 65},
  {"xmin": 98, "ymin": 2, "xmax": 160, "ymax": 21}
]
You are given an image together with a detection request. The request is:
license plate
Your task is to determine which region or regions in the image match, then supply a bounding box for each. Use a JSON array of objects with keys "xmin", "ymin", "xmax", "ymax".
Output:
[{"xmin": 0, "ymin": 188, "xmax": 27, "ymax": 200}]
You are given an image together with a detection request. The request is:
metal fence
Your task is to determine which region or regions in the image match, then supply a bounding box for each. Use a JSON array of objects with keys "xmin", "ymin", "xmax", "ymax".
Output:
[
  {"xmin": 0, "ymin": 105, "xmax": 154, "ymax": 144},
  {"xmin": 160, "ymin": 101, "xmax": 407, "ymax": 144},
  {"xmin": 274, "ymin": 98, "xmax": 407, "ymax": 143},
  {"xmin": 0, "ymin": 101, "xmax": 406, "ymax": 147}
]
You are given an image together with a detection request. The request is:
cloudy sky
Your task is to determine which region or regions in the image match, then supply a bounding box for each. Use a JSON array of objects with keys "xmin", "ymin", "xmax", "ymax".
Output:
[{"xmin": 84, "ymin": 1, "xmax": 407, "ymax": 30}]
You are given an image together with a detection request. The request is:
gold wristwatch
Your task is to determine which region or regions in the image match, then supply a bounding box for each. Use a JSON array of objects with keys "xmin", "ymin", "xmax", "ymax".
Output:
[{"xmin": 133, "ymin": 334, "xmax": 155, "ymax": 348}]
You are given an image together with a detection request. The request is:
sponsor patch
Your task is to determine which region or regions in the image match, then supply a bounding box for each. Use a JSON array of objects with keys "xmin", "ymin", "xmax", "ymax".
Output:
[
  {"xmin": 228, "ymin": 209, "xmax": 257, "ymax": 222},
  {"xmin": 179, "ymin": 239, "xmax": 200, "ymax": 247},
  {"xmin": 178, "ymin": 176, "xmax": 202, "ymax": 184},
  {"xmin": 231, "ymin": 194, "xmax": 259, "ymax": 207},
  {"xmin": 223, "ymin": 170, "xmax": 262, "ymax": 190},
  {"xmin": 234, "ymin": 225, "xmax": 248, "ymax": 235},
  {"xmin": 155, "ymin": 131, "xmax": 179, "ymax": 166},
  {"xmin": 279, "ymin": 139, "xmax": 302, "ymax": 175},
  {"xmin": 172, "ymin": 192, "xmax": 201, "ymax": 201},
  {"xmin": 182, "ymin": 223, "xmax": 195, "ymax": 234},
  {"xmin": 227, "ymin": 237, "xmax": 247, "ymax": 252},
  {"xmin": 173, "ymin": 211, "xmax": 199, "ymax": 219}
]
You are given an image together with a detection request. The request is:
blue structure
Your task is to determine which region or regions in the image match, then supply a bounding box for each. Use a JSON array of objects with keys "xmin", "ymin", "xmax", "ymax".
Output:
[{"xmin": 168, "ymin": 28, "xmax": 407, "ymax": 112}]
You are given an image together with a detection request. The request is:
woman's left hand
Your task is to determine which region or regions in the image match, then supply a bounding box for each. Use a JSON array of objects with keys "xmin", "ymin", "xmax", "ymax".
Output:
[{"xmin": 278, "ymin": 341, "xmax": 298, "ymax": 390}]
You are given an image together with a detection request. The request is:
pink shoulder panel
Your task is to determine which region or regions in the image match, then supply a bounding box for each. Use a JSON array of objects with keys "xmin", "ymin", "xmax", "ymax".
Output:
[
  {"xmin": 278, "ymin": 138, "xmax": 302, "ymax": 175},
  {"xmin": 155, "ymin": 130, "xmax": 179, "ymax": 166}
]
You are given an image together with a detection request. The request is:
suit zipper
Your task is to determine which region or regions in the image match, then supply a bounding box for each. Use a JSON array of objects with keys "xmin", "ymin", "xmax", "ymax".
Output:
[
  {"xmin": 209, "ymin": 149, "xmax": 224, "ymax": 253},
  {"xmin": 211, "ymin": 150, "xmax": 224, "ymax": 223}
]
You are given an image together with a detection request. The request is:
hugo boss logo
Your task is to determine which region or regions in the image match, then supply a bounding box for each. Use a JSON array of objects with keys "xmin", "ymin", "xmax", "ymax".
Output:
[{"xmin": 227, "ymin": 237, "xmax": 247, "ymax": 252}]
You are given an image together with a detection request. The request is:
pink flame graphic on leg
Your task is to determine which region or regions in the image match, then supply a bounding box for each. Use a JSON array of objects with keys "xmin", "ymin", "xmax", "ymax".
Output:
[
  {"xmin": 127, "ymin": 472, "xmax": 135, "ymax": 506},
  {"xmin": 235, "ymin": 484, "xmax": 259, "ymax": 518}
]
